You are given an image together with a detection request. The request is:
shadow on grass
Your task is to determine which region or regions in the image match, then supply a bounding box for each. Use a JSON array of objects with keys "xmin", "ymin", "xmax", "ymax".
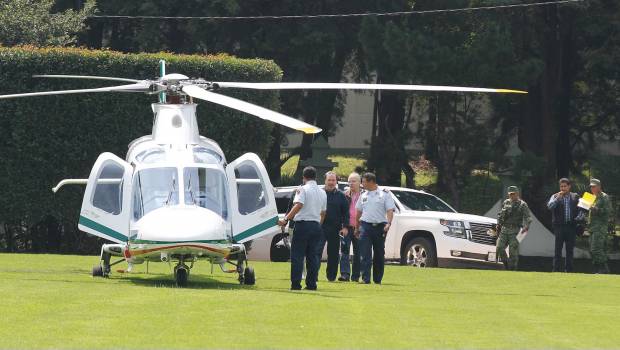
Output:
[
  {"xmin": 120, "ymin": 272, "xmax": 250, "ymax": 290},
  {"xmin": 121, "ymin": 273, "xmax": 351, "ymax": 297}
]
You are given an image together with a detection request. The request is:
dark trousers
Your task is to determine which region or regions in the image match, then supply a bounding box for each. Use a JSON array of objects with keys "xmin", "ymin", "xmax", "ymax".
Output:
[
  {"xmin": 290, "ymin": 221, "xmax": 321, "ymax": 289},
  {"xmin": 340, "ymin": 226, "xmax": 360, "ymax": 280},
  {"xmin": 553, "ymin": 224, "xmax": 576, "ymax": 272},
  {"xmin": 359, "ymin": 222, "xmax": 385, "ymax": 284},
  {"xmin": 318, "ymin": 225, "xmax": 341, "ymax": 281}
]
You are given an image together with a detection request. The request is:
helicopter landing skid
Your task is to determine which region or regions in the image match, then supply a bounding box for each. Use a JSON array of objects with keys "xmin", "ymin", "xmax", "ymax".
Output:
[
  {"xmin": 221, "ymin": 250, "xmax": 255, "ymax": 285},
  {"xmin": 92, "ymin": 243, "xmax": 127, "ymax": 278},
  {"xmin": 92, "ymin": 253, "xmax": 124, "ymax": 278},
  {"xmin": 174, "ymin": 260, "xmax": 191, "ymax": 287}
]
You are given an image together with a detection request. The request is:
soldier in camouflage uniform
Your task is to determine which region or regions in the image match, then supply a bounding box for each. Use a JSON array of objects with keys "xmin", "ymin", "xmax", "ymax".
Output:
[
  {"xmin": 496, "ymin": 186, "xmax": 532, "ymax": 270},
  {"xmin": 587, "ymin": 179, "xmax": 612, "ymax": 274}
]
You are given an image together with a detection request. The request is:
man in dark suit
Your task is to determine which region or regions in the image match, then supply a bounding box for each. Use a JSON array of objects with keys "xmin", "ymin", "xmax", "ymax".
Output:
[{"xmin": 547, "ymin": 178, "xmax": 579, "ymax": 272}]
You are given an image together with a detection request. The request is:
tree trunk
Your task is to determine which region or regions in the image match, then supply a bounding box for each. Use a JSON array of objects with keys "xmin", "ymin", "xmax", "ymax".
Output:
[
  {"xmin": 519, "ymin": 5, "xmax": 577, "ymax": 180},
  {"xmin": 368, "ymin": 90, "xmax": 407, "ymax": 185}
]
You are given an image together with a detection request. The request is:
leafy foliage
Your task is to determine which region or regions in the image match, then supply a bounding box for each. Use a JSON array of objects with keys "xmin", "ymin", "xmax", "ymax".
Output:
[
  {"xmin": 0, "ymin": 46, "xmax": 282, "ymax": 253},
  {"xmin": 0, "ymin": 0, "xmax": 96, "ymax": 46}
]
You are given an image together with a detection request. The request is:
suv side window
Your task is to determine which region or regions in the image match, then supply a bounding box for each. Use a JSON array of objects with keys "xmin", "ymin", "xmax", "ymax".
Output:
[{"xmin": 275, "ymin": 190, "xmax": 294, "ymax": 214}]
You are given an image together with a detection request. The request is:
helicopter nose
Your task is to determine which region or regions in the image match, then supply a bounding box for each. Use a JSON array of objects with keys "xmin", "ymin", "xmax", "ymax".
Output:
[{"xmin": 136, "ymin": 206, "xmax": 228, "ymax": 242}]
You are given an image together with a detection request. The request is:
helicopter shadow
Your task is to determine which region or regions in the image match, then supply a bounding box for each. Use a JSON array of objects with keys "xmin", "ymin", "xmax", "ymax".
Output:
[
  {"xmin": 120, "ymin": 272, "xmax": 250, "ymax": 290},
  {"xmin": 119, "ymin": 273, "xmax": 351, "ymax": 297}
]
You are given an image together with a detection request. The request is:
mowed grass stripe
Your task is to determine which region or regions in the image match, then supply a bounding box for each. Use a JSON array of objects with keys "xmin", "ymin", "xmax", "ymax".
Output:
[{"xmin": 0, "ymin": 253, "xmax": 619, "ymax": 349}]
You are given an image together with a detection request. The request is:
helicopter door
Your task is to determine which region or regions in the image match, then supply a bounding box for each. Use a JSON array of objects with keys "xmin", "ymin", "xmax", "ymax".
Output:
[
  {"xmin": 226, "ymin": 153, "xmax": 279, "ymax": 243},
  {"xmin": 78, "ymin": 152, "xmax": 133, "ymax": 243}
]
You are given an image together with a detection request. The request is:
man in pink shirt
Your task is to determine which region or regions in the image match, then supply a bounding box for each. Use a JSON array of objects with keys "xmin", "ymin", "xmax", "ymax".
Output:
[{"xmin": 339, "ymin": 172, "xmax": 362, "ymax": 282}]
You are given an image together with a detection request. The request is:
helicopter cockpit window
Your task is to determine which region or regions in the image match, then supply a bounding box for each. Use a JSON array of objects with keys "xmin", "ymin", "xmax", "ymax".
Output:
[
  {"xmin": 132, "ymin": 167, "xmax": 179, "ymax": 221},
  {"xmin": 234, "ymin": 161, "xmax": 267, "ymax": 215},
  {"xmin": 183, "ymin": 167, "xmax": 228, "ymax": 220},
  {"xmin": 92, "ymin": 161, "xmax": 125, "ymax": 215},
  {"xmin": 135, "ymin": 148, "xmax": 166, "ymax": 164},
  {"xmin": 192, "ymin": 147, "xmax": 222, "ymax": 164}
]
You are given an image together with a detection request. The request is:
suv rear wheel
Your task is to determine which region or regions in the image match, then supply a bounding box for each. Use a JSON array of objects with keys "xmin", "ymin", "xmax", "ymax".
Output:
[{"xmin": 401, "ymin": 237, "xmax": 437, "ymax": 267}]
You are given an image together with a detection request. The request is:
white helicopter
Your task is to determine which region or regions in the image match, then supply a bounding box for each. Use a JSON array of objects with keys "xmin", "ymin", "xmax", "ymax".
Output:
[{"xmin": 0, "ymin": 61, "xmax": 526, "ymax": 286}]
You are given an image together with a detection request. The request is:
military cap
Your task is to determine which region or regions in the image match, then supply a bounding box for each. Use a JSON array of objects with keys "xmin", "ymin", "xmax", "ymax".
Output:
[
  {"xmin": 589, "ymin": 178, "xmax": 601, "ymax": 187},
  {"xmin": 507, "ymin": 185, "xmax": 519, "ymax": 194}
]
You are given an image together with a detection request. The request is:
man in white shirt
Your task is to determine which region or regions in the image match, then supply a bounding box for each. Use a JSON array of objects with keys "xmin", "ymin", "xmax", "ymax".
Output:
[
  {"xmin": 278, "ymin": 166, "xmax": 327, "ymax": 290},
  {"xmin": 355, "ymin": 172, "xmax": 395, "ymax": 284}
]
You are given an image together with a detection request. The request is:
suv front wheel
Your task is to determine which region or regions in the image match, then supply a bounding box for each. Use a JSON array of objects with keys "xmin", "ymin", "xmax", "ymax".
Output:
[{"xmin": 401, "ymin": 237, "xmax": 437, "ymax": 268}]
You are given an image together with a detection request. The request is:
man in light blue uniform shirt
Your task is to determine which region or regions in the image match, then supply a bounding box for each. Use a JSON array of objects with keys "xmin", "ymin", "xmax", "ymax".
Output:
[
  {"xmin": 278, "ymin": 166, "xmax": 326, "ymax": 290},
  {"xmin": 354, "ymin": 172, "xmax": 396, "ymax": 284}
]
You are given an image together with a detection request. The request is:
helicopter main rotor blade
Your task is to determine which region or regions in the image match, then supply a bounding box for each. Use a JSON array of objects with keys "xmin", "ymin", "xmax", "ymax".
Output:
[
  {"xmin": 0, "ymin": 82, "xmax": 152, "ymax": 100},
  {"xmin": 182, "ymin": 85, "xmax": 322, "ymax": 134},
  {"xmin": 213, "ymin": 82, "xmax": 527, "ymax": 94},
  {"xmin": 33, "ymin": 74, "xmax": 142, "ymax": 83}
]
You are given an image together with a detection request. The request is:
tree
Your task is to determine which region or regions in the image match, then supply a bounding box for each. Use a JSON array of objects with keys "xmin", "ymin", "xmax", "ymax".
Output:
[
  {"xmin": 0, "ymin": 0, "xmax": 95, "ymax": 46},
  {"xmin": 83, "ymin": 1, "xmax": 377, "ymax": 183},
  {"xmin": 356, "ymin": 0, "xmax": 543, "ymax": 208},
  {"xmin": 357, "ymin": 1, "xmax": 415, "ymax": 187}
]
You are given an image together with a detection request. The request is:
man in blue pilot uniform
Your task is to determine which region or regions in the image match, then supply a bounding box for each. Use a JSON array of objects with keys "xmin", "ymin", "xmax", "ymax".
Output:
[
  {"xmin": 278, "ymin": 166, "xmax": 327, "ymax": 290},
  {"xmin": 354, "ymin": 172, "xmax": 396, "ymax": 284}
]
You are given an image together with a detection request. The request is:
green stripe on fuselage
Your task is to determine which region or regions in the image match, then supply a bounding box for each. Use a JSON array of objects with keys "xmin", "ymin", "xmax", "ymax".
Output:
[
  {"xmin": 233, "ymin": 216, "xmax": 278, "ymax": 242},
  {"xmin": 129, "ymin": 239, "xmax": 229, "ymax": 245},
  {"xmin": 79, "ymin": 215, "xmax": 127, "ymax": 242}
]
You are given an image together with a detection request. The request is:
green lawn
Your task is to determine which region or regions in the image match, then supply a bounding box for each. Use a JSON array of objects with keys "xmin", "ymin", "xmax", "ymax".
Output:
[
  {"xmin": 1, "ymin": 253, "xmax": 619, "ymax": 349},
  {"xmin": 281, "ymin": 154, "xmax": 366, "ymax": 179}
]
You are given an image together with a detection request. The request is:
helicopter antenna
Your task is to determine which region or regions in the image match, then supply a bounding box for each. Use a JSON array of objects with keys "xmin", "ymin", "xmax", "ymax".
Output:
[{"xmin": 158, "ymin": 60, "xmax": 166, "ymax": 103}]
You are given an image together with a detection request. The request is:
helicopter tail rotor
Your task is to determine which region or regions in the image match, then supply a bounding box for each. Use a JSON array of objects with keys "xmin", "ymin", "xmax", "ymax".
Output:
[{"xmin": 181, "ymin": 85, "xmax": 322, "ymax": 134}]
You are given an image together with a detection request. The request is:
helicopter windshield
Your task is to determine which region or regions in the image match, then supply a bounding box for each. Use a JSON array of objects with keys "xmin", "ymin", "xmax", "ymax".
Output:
[
  {"xmin": 193, "ymin": 147, "xmax": 223, "ymax": 164},
  {"xmin": 132, "ymin": 167, "xmax": 179, "ymax": 221},
  {"xmin": 184, "ymin": 167, "xmax": 229, "ymax": 220}
]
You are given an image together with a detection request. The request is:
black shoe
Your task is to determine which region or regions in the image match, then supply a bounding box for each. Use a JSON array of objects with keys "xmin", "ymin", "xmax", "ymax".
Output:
[
  {"xmin": 359, "ymin": 280, "xmax": 370, "ymax": 284},
  {"xmin": 373, "ymin": 281, "xmax": 381, "ymax": 285},
  {"xmin": 291, "ymin": 285, "xmax": 302, "ymax": 290},
  {"xmin": 338, "ymin": 276, "xmax": 350, "ymax": 282},
  {"xmin": 327, "ymin": 277, "xmax": 336, "ymax": 282},
  {"xmin": 597, "ymin": 263, "xmax": 610, "ymax": 274},
  {"xmin": 304, "ymin": 286, "xmax": 317, "ymax": 291}
]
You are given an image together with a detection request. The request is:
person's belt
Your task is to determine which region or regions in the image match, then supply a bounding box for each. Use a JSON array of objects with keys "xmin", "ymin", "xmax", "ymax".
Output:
[{"xmin": 361, "ymin": 221, "xmax": 386, "ymax": 227}]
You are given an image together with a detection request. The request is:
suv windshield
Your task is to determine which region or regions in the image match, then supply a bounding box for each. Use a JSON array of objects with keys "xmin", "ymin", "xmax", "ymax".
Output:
[{"xmin": 392, "ymin": 191, "xmax": 455, "ymax": 213}]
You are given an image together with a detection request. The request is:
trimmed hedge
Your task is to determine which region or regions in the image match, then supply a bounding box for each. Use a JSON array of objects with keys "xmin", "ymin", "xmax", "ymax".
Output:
[{"xmin": 0, "ymin": 46, "xmax": 282, "ymax": 253}]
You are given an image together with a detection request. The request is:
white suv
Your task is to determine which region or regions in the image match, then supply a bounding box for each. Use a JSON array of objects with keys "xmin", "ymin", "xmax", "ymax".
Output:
[{"xmin": 247, "ymin": 185, "xmax": 501, "ymax": 268}]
